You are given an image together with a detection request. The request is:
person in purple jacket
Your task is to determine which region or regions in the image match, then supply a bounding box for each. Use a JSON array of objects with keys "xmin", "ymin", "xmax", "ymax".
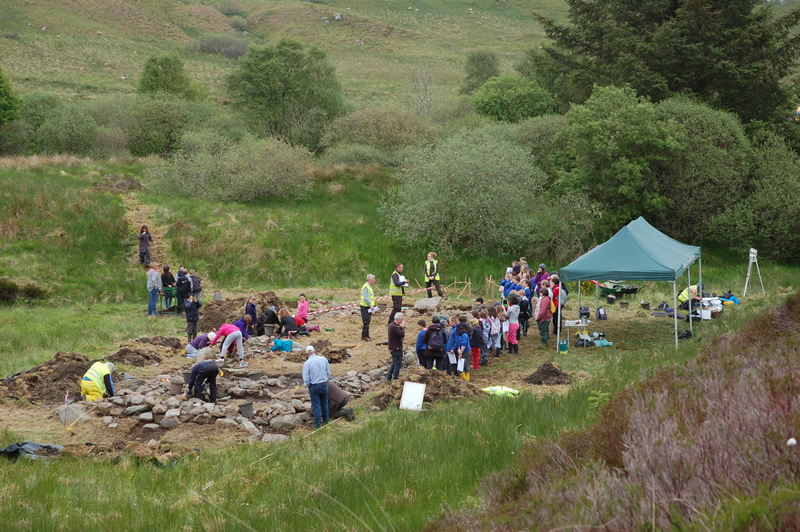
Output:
[{"xmin": 185, "ymin": 331, "xmax": 216, "ymax": 358}]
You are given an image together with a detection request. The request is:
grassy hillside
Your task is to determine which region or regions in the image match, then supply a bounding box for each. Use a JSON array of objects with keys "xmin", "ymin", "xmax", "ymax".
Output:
[{"xmin": 0, "ymin": 0, "xmax": 562, "ymax": 105}]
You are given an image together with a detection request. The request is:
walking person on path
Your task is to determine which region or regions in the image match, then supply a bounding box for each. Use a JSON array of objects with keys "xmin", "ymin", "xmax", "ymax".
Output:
[
  {"xmin": 302, "ymin": 345, "xmax": 331, "ymax": 428},
  {"xmin": 138, "ymin": 225, "xmax": 153, "ymax": 267},
  {"xmin": 360, "ymin": 274, "xmax": 377, "ymax": 341},
  {"xmin": 146, "ymin": 263, "xmax": 162, "ymax": 316}
]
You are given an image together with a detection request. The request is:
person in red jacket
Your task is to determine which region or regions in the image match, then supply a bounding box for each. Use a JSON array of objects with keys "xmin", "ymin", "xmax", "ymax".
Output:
[{"xmin": 537, "ymin": 289, "xmax": 553, "ymax": 346}]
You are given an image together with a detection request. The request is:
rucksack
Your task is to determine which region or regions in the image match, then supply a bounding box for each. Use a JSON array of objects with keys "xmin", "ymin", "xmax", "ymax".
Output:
[
  {"xmin": 177, "ymin": 275, "xmax": 191, "ymax": 293},
  {"xmin": 427, "ymin": 328, "xmax": 446, "ymax": 351},
  {"xmin": 191, "ymin": 275, "xmax": 202, "ymax": 292},
  {"xmin": 559, "ymin": 290, "xmax": 567, "ymax": 305},
  {"xmin": 596, "ymin": 307, "xmax": 607, "ymax": 320},
  {"xmin": 519, "ymin": 299, "xmax": 530, "ymax": 319}
]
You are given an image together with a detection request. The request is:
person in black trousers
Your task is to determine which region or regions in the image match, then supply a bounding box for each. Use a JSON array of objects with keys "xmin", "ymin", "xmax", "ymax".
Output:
[
  {"xmin": 187, "ymin": 359, "xmax": 219, "ymax": 403},
  {"xmin": 389, "ymin": 263, "xmax": 407, "ymax": 324}
]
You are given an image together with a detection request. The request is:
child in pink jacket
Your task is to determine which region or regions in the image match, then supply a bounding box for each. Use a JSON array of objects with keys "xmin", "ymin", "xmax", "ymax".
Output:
[{"xmin": 296, "ymin": 293, "xmax": 309, "ymax": 321}]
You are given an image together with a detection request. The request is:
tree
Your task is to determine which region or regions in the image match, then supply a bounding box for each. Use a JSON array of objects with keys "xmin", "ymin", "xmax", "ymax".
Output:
[
  {"xmin": 227, "ymin": 38, "xmax": 345, "ymax": 151},
  {"xmin": 0, "ymin": 66, "xmax": 20, "ymax": 127},
  {"xmin": 382, "ymin": 124, "xmax": 597, "ymax": 260},
  {"xmin": 655, "ymin": 97, "xmax": 752, "ymax": 240},
  {"xmin": 552, "ymin": 85, "xmax": 686, "ymax": 231},
  {"xmin": 409, "ymin": 61, "xmax": 440, "ymax": 118},
  {"xmin": 460, "ymin": 50, "xmax": 499, "ymax": 95},
  {"xmin": 137, "ymin": 52, "xmax": 205, "ymax": 101},
  {"xmin": 534, "ymin": 0, "xmax": 800, "ymax": 122},
  {"xmin": 473, "ymin": 74, "xmax": 555, "ymax": 122},
  {"xmin": 36, "ymin": 105, "xmax": 98, "ymax": 155},
  {"xmin": 125, "ymin": 94, "xmax": 189, "ymax": 156},
  {"xmin": 515, "ymin": 47, "xmax": 590, "ymax": 113},
  {"xmin": 710, "ymin": 133, "xmax": 800, "ymax": 259},
  {"xmin": 325, "ymin": 107, "xmax": 436, "ymax": 151},
  {"xmin": 19, "ymin": 92, "xmax": 63, "ymax": 131}
]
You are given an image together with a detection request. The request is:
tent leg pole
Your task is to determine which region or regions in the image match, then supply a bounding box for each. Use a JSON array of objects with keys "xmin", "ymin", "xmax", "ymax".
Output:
[
  {"xmin": 688, "ymin": 267, "xmax": 693, "ymax": 334},
  {"xmin": 673, "ymin": 281, "xmax": 678, "ymax": 350},
  {"xmin": 595, "ymin": 282, "xmax": 599, "ymax": 313},
  {"xmin": 577, "ymin": 286, "xmax": 581, "ymax": 319},
  {"xmin": 557, "ymin": 281, "xmax": 562, "ymax": 354}
]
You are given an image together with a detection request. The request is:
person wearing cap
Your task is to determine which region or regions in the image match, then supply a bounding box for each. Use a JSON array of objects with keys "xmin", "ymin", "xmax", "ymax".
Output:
[
  {"xmin": 360, "ymin": 274, "xmax": 377, "ymax": 341},
  {"xmin": 187, "ymin": 358, "xmax": 219, "ymax": 403},
  {"xmin": 302, "ymin": 345, "xmax": 331, "ymax": 428},
  {"xmin": 185, "ymin": 330, "xmax": 216, "ymax": 358},
  {"xmin": 80, "ymin": 361, "xmax": 115, "ymax": 401}
]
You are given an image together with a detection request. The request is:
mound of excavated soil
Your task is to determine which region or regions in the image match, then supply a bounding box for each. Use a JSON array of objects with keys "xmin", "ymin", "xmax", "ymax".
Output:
[
  {"xmin": 370, "ymin": 366, "xmax": 483, "ymax": 410},
  {"xmin": 108, "ymin": 338, "xmax": 179, "ymax": 367},
  {"xmin": 282, "ymin": 338, "xmax": 349, "ymax": 364},
  {"xmin": 136, "ymin": 336, "xmax": 183, "ymax": 350},
  {"xmin": 2, "ymin": 352, "xmax": 93, "ymax": 404},
  {"xmin": 524, "ymin": 362, "xmax": 572, "ymax": 386},
  {"xmin": 198, "ymin": 291, "xmax": 284, "ymax": 332}
]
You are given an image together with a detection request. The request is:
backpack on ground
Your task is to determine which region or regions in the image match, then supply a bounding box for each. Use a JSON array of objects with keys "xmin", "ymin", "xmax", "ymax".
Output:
[
  {"xmin": 427, "ymin": 328, "xmax": 446, "ymax": 351},
  {"xmin": 596, "ymin": 307, "xmax": 607, "ymax": 320}
]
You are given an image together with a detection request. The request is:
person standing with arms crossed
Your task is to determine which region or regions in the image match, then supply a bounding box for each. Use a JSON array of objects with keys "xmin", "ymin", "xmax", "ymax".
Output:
[
  {"xmin": 424, "ymin": 252, "xmax": 445, "ymax": 299},
  {"xmin": 389, "ymin": 263, "xmax": 407, "ymax": 324},
  {"xmin": 146, "ymin": 262, "xmax": 162, "ymax": 317}
]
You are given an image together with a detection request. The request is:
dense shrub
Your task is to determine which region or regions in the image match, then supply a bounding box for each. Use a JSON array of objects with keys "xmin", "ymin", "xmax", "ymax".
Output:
[
  {"xmin": 190, "ymin": 34, "xmax": 250, "ymax": 58},
  {"xmin": 0, "ymin": 66, "xmax": 20, "ymax": 127},
  {"xmin": 711, "ymin": 133, "xmax": 800, "ymax": 260},
  {"xmin": 0, "ymin": 120, "xmax": 33, "ymax": 155},
  {"xmin": 223, "ymin": 136, "xmax": 313, "ymax": 201},
  {"xmin": 553, "ymin": 85, "xmax": 685, "ymax": 231},
  {"xmin": 125, "ymin": 94, "xmax": 189, "ymax": 156},
  {"xmin": 93, "ymin": 127, "xmax": 130, "ymax": 158},
  {"xmin": 227, "ymin": 38, "xmax": 345, "ymax": 152},
  {"xmin": 473, "ymin": 74, "xmax": 556, "ymax": 122},
  {"xmin": 137, "ymin": 52, "xmax": 206, "ymax": 101},
  {"xmin": 77, "ymin": 94, "xmax": 132, "ymax": 128},
  {"xmin": 0, "ymin": 277, "xmax": 46, "ymax": 304},
  {"xmin": 217, "ymin": 0, "xmax": 246, "ymax": 16},
  {"xmin": 318, "ymin": 144, "xmax": 400, "ymax": 167},
  {"xmin": 36, "ymin": 105, "xmax": 98, "ymax": 155},
  {"xmin": 460, "ymin": 50, "xmax": 499, "ymax": 95},
  {"xmin": 19, "ymin": 92, "xmax": 63, "ymax": 131},
  {"xmin": 513, "ymin": 114, "xmax": 568, "ymax": 176},
  {"xmin": 655, "ymin": 97, "xmax": 752, "ymax": 241},
  {"xmin": 383, "ymin": 124, "xmax": 594, "ymax": 258},
  {"xmin": 228, "ymin": 16, "xmax": 248, "ymax": 31},
  {"xmin": 325, "ymin": 107, "xmax": 436, "ymax": 151},
  {"xmin": 148, "ymin": 133, "xmax": 312, "ymax": 202}
]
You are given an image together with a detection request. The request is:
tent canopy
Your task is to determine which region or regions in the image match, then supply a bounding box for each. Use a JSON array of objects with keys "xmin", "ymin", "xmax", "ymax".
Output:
[{"xmin": 560, "ymin": 217, "xmax": 700, "ymax": 282}]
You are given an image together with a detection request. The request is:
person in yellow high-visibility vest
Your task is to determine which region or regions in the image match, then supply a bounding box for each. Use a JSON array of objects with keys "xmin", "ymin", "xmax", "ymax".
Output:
[
  {"xmin": 424, "ymin": 252, "xmax": 445, "ymax": 299},
  {"xmin": 360, "ymin": 274, "xmax": 377, "ymax": 341},
  {"xmin": 389, "ymin": 263, "xmax": 407, "ymax": 324},
  {"xmin": 678, "ymin": 283, "xmax": 704, "ymax": 311},
  {"xmin": 80, "ymin": 361, "xmax": 116, "ymax": 402}
]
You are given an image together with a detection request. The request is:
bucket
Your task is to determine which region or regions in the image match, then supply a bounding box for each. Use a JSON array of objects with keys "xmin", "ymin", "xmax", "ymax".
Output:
[
  {"xmin": 378, "ymin": 303, "xmax": 387, "ymax": 312},
  {"xmin": 169, "ymin": 380, "xmax": 184, "ymax": 394},
  {"xmin": 182, "ymin": 371, "xmax": 193, "ymax": 384},
  {"xmin": 606, "ymin": 295, "xmax": 616, "ymax": 305},
  {"xmin": 213, "ymin": 291, "xmax": 222, "ymax": 301},
  {"xmin": 559, "ymin": 340, "xmax": 569, "ymax": 353},
  {"xmin": 641, "ymin": 302, "xmax": 651, "ymax": 310},
  {"xmin": 263, "ymin": 324, "xmax": 275, "ymax": 337},
  {"xmin": 619, "ymin": 301, "xmax": 629, "ymax": 310},
  {"xmin": 238, "ymin": 402, "xmax": 254, "ymax": 418}
]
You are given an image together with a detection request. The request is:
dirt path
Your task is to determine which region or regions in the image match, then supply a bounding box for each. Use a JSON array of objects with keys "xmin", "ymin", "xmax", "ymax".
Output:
[{"xmin": 122, "ymin": 192, "xmax": 174, "ymax": 271}]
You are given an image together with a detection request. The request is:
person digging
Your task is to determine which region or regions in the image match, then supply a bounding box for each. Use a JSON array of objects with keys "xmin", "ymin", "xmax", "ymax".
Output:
[
  {"xmin": 80, "ymin": 361, "xmax": 115, "ymax": 402},
  {"xmin": 327, "ymin": 381, "xmax": 355, "ymax": 421}
]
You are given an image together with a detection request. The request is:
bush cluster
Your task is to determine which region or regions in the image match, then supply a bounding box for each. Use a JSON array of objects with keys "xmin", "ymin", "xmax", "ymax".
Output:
[
  {"xmin": 147, "ymin": 131, "xmax": 313, "ymax": 202},
  {"xmin": 325, "ymin": 107, "xmax": 436, "ymax": 151},
  {"xmin": 190, "ymin": 34, "xmax": 250, "ymax": 58}
]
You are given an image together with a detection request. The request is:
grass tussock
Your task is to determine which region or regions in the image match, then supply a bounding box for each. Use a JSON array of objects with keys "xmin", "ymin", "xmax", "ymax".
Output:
[
  {"xmin": 0, "ymin": 154, "xmax": 93, "ymax": 171},
  {"xmin": 433, "ymin": 290, "xmax": 800, "ymax": 530}
]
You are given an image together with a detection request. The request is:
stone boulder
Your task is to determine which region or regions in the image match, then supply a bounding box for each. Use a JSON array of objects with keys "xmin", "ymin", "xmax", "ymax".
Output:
[
  {"xmin": 160, "ymin": 417, "xmax": 180, "ymax": 430},
  {"xmin": 261, "ymin": 433, "xmax": 289, "ymax": 443},
  {"xmin": 269, "ymin": 414, "xmax": 302, "ymax": 431},
  {"xmin": 413, "ymin": 297, "xmax": 442, "ymax": 312}
]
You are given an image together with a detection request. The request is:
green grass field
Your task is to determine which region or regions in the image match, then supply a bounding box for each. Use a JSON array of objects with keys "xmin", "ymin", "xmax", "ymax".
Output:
[{"xmin": 0, "ymin": 0, "xmax": 560, "ymax": 106}]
